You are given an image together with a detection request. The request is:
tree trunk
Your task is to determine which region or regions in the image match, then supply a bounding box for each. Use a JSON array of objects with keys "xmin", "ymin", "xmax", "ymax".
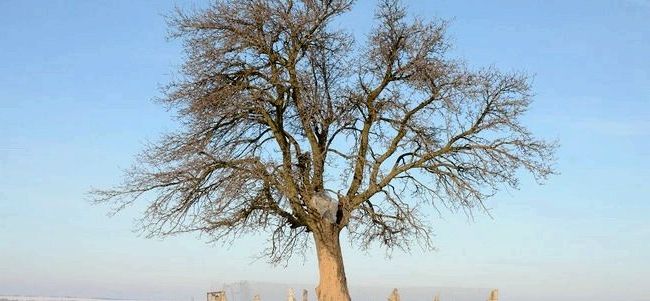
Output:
[{"xmin": 313, "ymin": 225, "xmax": 351, "ymax": 301}]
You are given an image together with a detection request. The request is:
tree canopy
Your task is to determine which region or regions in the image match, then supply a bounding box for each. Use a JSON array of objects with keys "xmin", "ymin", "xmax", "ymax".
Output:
[{"xmin": 92, "ymin": 1, "xmax": 555, "ymax": 299}]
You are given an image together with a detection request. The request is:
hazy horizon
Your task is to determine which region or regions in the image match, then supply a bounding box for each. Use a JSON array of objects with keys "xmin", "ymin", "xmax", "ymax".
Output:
[{"xmin": 1, "ymin": 282, "xmax": 493, "ymax": 301}]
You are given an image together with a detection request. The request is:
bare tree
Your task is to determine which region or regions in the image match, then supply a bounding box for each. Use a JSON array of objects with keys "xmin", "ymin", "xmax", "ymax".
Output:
[{"xmin": 91, "ymin": 1, "xmax": 556, "ymax": 300}]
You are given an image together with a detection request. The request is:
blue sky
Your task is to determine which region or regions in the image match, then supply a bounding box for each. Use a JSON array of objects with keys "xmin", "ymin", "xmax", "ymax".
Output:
[{"xmin": 0, "ymin": 1, "xmax": 648, "ymax": 301}]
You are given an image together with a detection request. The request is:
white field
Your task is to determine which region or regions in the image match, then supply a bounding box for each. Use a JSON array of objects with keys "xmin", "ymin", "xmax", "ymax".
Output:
[
  {"xmin": 0, "ymin": 297, "xmax": 153, "ymax": 301},
  {"xmin": 1, "ymin": 283, "xmax": 490, "ymax": 301}
]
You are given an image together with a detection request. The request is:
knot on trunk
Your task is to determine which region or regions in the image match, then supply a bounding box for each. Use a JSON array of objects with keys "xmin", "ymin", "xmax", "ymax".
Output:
[{"xmin": 310, "ymin": 191, "xmax": 338, "ymax": 223}]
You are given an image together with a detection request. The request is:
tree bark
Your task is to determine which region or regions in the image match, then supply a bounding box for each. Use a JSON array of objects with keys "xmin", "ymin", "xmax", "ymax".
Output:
[{"xmin": 313, "ymin": 225, "xmax": 351, "ymax": 301}]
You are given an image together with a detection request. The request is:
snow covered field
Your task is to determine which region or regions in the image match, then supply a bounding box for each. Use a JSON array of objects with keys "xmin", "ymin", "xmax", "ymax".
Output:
[
  {"xmin": 0, "ymin": 297, "xmax": 154, "ymax": 301},
  {"xmin": 1, "ymin": 284, "xmax": 490, "ymax": 301},
  {"xmin": 211, "ymin": 282, "xmax": 492, "ymax": 301}
]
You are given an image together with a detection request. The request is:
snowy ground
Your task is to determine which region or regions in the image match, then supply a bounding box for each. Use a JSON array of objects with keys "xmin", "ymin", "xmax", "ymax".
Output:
[
  {"xmin": 216, "ymin": 281, "xmax": 491, "ymax": 301},
  {"xmin": 1, "ymin": 284, "xmax": 491, "ymax": 301},
  {"xmin": 0, "ymin": 297, "xmax": 155, "ymax": 301},
  {"xmin": 0, "ymin": 295, "xmax": 135, "ymax": 301}
]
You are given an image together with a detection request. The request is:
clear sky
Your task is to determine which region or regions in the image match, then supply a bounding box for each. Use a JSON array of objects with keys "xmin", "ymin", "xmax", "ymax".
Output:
[{"xmin": 1, "ymin": 1, "xmax": 648, "ymax": 301}]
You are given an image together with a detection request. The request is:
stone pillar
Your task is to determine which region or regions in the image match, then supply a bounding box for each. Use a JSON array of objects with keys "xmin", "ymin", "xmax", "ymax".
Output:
[
  {"xmin": 287, "ymin": 288, "xmax": 296, "ymax": 301},
  {"xmin": 388, "ymin": 288, "xmax": 400, "ymax": 301},
  {"xmin": 207, "ymin": 291, "xmax": 227, "ymax": 301},
  {"xmin": 433, "ymin": 292, "xmax": 440, "ymax": 301},
  {"xmin": 487, "ymin": 289, "xmax": 499, "ymax": 301}
]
